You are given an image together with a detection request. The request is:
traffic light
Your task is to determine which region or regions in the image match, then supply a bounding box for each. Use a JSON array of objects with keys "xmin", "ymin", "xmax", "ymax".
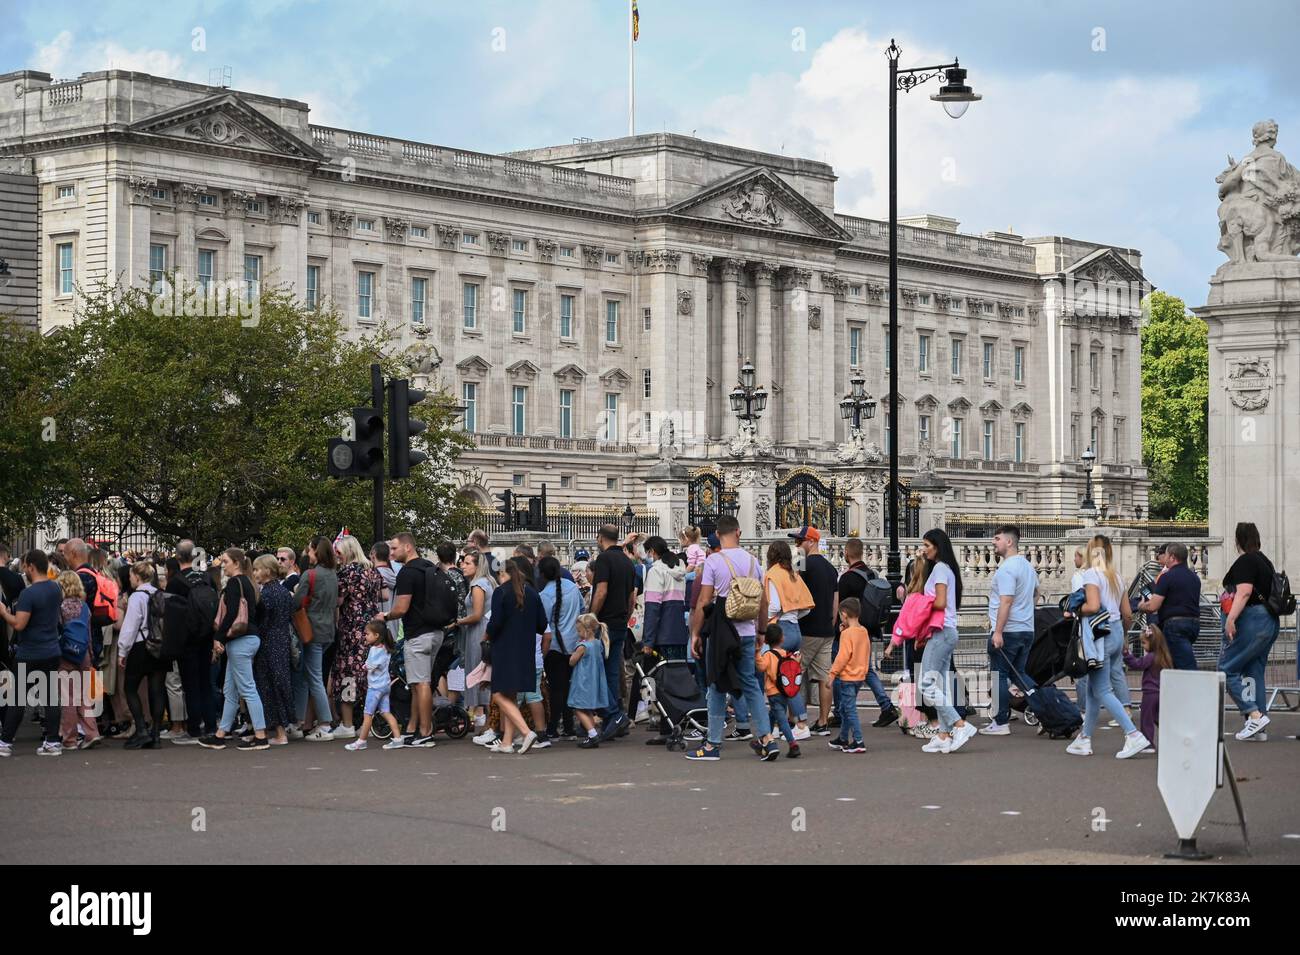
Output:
[
  {"xmin": 498, "ymin": 489, "xmax": 513, "ymax": 530},
  {"xmin": 327, "ymin": 407, "xmax": 383, "ymax": 478},
  {"xmin": 388, "ymin": 378, "xmax": 428, "ymax": 478}
]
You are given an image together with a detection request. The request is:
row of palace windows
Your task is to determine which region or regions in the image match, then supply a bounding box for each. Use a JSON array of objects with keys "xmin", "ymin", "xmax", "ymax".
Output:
[{"xmin": 863, "ymin": 330, "xmax": 1030, "ymax": 386}]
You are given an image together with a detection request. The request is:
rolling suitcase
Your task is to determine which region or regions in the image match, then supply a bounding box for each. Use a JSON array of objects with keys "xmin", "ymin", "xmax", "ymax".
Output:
[{"xmin": 995, "ymin": 648, "xmax": 1082, "ymax": 739}]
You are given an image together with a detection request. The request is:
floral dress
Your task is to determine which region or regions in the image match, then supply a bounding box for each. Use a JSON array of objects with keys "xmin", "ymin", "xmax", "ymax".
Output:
[
  {"xmin": 331, "ymin": 562, "xmax": 382, "ymax": 703},
  {"xmin": 253, "ymin": 579, "xmax": 296, "ymax": 729}
]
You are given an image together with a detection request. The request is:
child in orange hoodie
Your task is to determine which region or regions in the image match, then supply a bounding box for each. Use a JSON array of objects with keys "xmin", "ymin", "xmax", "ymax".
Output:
[
  {"xmin": 756, "ymin": 624, "xmax": 802, "ymax": 758},
  {"xmin": 829, "ymin": 598, "xmax": 871, "ymax": 753}
]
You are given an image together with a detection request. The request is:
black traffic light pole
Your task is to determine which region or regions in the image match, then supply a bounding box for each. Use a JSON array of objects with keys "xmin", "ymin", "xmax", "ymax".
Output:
[{"xmin": 372, "ymin": 363, "xmax": 384, "ymax": 547}]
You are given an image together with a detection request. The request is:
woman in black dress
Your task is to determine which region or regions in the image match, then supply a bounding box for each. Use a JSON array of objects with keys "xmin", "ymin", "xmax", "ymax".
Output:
[
  {"xmin": 251, "ymin": 554, "xmax": 296, "ymax": 745},
  {"xmin": 485, "ymin": 557, "xmax": 548, "ymax": 754}
]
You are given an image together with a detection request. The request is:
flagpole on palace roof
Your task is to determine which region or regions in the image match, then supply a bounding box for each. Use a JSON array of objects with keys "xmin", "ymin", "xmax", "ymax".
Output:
[{"xmin": 628, "ymin": 0, "xmax": 637, "ymax": 136}]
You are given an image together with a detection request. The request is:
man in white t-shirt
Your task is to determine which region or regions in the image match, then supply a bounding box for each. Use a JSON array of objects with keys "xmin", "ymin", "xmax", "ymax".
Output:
[{"xmin": 981, "ymin": 524, "xmax": 1041, "ymax": 736}]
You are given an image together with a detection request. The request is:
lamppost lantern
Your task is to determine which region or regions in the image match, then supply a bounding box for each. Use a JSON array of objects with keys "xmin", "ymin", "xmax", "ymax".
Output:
[
  {"xmin": 882, "ymin": 38, "xmax": 979, "ymax": 591},
  {"xmin": 622, "ymin": 502, "xmax": 636, "ymax": 532},
  {"xmin": 753, "ymin": 386, "xmax": 769, "ymax": 414},
  {"xmin": 839, "ymin": 395, "xmax": 856, "ymax": 421},
  {"xmin": 729, "ymin": 359, "xmax": 768, "ymax": 423},
  {"xmin": 930, "ymin": 63, "xmax": 982, "ymax": 119},
  {"xmin": 1080, "ymin": 446, "xmax": 1097, "ymax": 513},
  {"xmin": 840, "ymin": 373, "xmax": 877, "ymax": 428},
  {"xmin": 739, "ymin": 358, "xmax": 757, "ymax": 391},
  {"xmin": 728, "ymin": 385, "xmax": 745, "ymax": 415}
]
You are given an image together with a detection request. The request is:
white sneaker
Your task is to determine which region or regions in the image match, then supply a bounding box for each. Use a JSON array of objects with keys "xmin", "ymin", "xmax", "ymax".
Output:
[
  {"xmin": 1235, "ymin": 715, "xmax": 1270, "ymax": 741},
  {"xmin": 305, "ymin": 726, "xmax": 335, "ymax": 741},
  {"xmin": 169, "ymin": 732, "xmax": 198, "ymax": 745},
  {"xmin": 332, "ymin": 724, "xmax": 357, "ymax": 740},
  {"xmin": 1107, "ymin": 720, "xmax": 1119, "ymax": 728},
  {"xmin": 0, "ymin": 741, "xmax": 12, "ymax": 757},
  {"xmin": 1066, "ymin": 736, "xmax": 1093, "ymax": 756},
  {"xmin": 343, "ymin": 738, "xmax": 367, "ymax": 751},
  {"xmin": 912, "ymin": 722, "xmax": 939, "ymax": 740},
  {"xmin": 921, "ymin": 736, "xmax": 951, "ymax": 754},
  {"xmin": 792, "ymin": 724, "xmax": 811, "ymax": 742},
  {"xmin": 1140, "ymin": 746, "xmax": 1157, "ymax": 754},
  {"xmin": 949, "ymin": 722, "xmax": 977, "ymax": 752},
  {"xmin": 286, "ymin": 725, "xmax": 305, "ymax": 741},
  {"xmin": 633, "ymin": 703, "xmax": 650, "ymax": 724},
  {"xmin": 37, "ymin": 741, "xmax": 63, "ymax": 757},
  {"xmin": 1117, "ymin": 732, "xmax": 1150, "ymax": 759},
  {"xmin": 979, "ymin": 720, "xmax": 1010, "ymax": 736},
  {"xmin": 487, "ymin": 740, "xmax": 515, "ymax": 754},
  {"xmin": 1240, "ymin": 732, "xmax": 1268, "ymax": 743},
  {"xmin": 518, "ymin": 731, "xmax": 539, "ymax": 753},
  {"xmin": 382, "ymin": 738, "xmax": 405, "ymax": 750},
  {"xmin": 158, "ymin": 728, "xmax": 181, "ymax": 740},
  {"xmin": 473, "ymin": 728, "xmax": 500, "ymax": 747}
]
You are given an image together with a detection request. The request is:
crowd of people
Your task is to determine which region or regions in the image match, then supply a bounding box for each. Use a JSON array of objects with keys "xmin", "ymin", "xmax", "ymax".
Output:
[{"xmin": 0, "ymin": 517, "xmax": 1289, "ymax": 761}]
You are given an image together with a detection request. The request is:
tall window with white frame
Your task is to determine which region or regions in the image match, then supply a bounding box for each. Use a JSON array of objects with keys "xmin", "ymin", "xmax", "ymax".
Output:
[
  {"xmin": 461, "ymin": 382, "xmax": 477, "ymax": 433},
  {"xmin": 1091, "ymin": 422, "xmax": 1100, "ymax": 458},
  {"xmin": 306, "ymin": 264, "xmax": 320, "ymax": 308},
  {"xmin": 983, "ymin": 419, "xmax": 994, "ymax": 460},
  {"xmin": 244, "ymin": 254, "xmax": 262, "ymax": 305},
  {"xmin": 849, "ymin": 327, "xmax": 862, "ymax": 367},
  {"xmin": 1113, "ymin": 419, "xmax": 1122, "ymax": 463},
  {"xmin": 56, "ymin": 242, "xmax": 74, "ymax": 295},
  {"xmin": 463, "ymin": 282, "xmax": 478, "ymax": 329},
  {"xmin": 1014, "ymin": 421, "xmax": 1025, "ymax": 463},
  {"xmin": 643, "ymin": 306, "xmax": 651, "ymax": 331},
  {"xmin": 197, "ymin": 249, "xmax": 215, "ymax": 293},
  {"xmin": 643, "ymin": 368, "xmax": 652, "ymax": 400},
  {"xmin": 918, "ymin": 414, "xmax": 930, "ymax": 448},
  {"xmin": 604, "ymin": 393, "xmax": 619, "ymax": 442},
  {"xmin": 357, "ymin": 269, "xmax": 373, "ymax": 319},
  {"xmin": 983, "ymin": 341, "xmax": 995, "ymax": 380},
  {"xmin": 1014, "ymin": 345, "xmax": 1025, "ymax": 384},
  {"xmin": 511, "ymin": 386, "xmax": 527, "ymax": 436},
  {"xmin": 951, "ymin": 336, "xmax": 963, "ymax": 377},
  {"xmin": 1070, "ymin": 344, "xmax": 1080, "ymax": 389},
  {"xmin": 884, "ymin": 329, "xmax": 892, "ymax": 373},
  {"xmin": 411, "ymin": 276, "xmax": 427, "ymax": 325},
  {"xmin": 512, "ymin": 288, "xmax": 527, "ymax": 334},
  {"xmin": 560, "ymin": 293, "xmax": 574, "ymax": 338},
  {"xmin": 559, "ymin": 389, "xmax": 573, "ymax": 439},
  {"xmin": 918, "ymin": 334, "xmax": 930, "ymax": 373},
  {"xmin": 1090, "ymin": 350, "xmax": 1100, "ymax": 390},
  {"xmin": 605, "ymin": 300, "xmax": 619, "ymax": 344},
  {"xmin": 951, "ymin": 417, "xmax": 963, "ymax": 458},
  {"xmin": 884, "ymin": 410, "xmax": 892, "ymax": 453},
  {"xmin": 148, "ymin": 243, "xmax": 167, "ymax": 292}
]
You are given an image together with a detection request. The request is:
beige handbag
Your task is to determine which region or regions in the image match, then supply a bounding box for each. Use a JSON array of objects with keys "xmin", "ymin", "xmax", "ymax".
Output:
[{"xmin": 720, "ymin": 552, "xmax": 762, "ymax": 622}]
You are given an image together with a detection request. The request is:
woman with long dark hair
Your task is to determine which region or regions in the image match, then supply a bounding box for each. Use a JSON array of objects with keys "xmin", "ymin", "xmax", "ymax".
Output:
[
  {"xmin": 116, "ymin": 561, "xmax": 168, "ymax": 749},
  {"xmin": 538, "ymin": 554, "xmax": 581, "ymax": 740},
  {"xmin": 198, "ymin": 548, "xmax": 269, "ymax": 751},
  {"xmin": 484, "ymin": 556, "xmax": 548, "ymax": 753},
  {"xmin": 915, "ymin": 529, "xmax": 976, "ymax": 754},
  {"xmin": 291, "ymin": 536, "xmax": 339, "ymax": 740}
]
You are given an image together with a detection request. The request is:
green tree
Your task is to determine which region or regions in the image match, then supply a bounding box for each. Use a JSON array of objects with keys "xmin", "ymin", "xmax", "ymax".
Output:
[
  {"xmin": 25, "ymin": 282, "xmax": 473, "ymax": 549},
  {"xmin": 1140, "ymin": 291, "xmax": 1209, "ymax": 520}
]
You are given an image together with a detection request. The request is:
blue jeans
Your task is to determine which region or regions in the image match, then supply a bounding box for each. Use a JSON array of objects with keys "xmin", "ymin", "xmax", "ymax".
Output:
[
  {"xmin": 603, "ymin": 627, "xmax": 627, "ymax": 722},
  {"xmin": 919, "ymin": 626, "xmax": 961, "ymax": 733},
  {"xmin": 219, "ymin": 635, "xmax": 265, "ymax": 732},
  {"xmin": 778, "ymin": 618, "xmax": 803, "ymax": 653},
  {"xmin": 768, "ymin": 694, "xmax": 794, "ymax": 743},
  {"xmin": 989, "ymin": 629, "xmax": 1034, "ymax": 725},
  {"xmin": 866, "ymin": 666, "xmax": 892, "ymax": 711},
  {"xmin": 1219, "ymin": 604, "xmax": 1279, "ymax": 717},
  {"xmin": 706, "ymin": 635, "xmax": 771, "ymax": 746},
  {"xmin": 1082, "ymin": 630, "xmax": 1137, "ymax": 738},
  {"xmin": 1161, "ymin": 617, "xmax": 1200, "ymax": 670},
  {"xmin": 294, "ymin": 640, "xmax": 333, "ymax": 725},
  {"xmin": 834, "ymin": 679, "xmax": 864, "ymax": 742}
]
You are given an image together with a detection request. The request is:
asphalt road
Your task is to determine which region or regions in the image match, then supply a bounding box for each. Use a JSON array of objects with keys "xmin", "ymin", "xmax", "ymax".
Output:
[{"xmin": 2, "ymin": 710, "xmax": 1297, "ymax": 865}]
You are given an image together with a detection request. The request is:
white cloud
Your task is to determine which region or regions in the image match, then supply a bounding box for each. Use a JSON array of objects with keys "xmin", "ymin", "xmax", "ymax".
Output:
[{"xmin": 31, "ymin": 30, "xmax": 190, "ymax": 81}]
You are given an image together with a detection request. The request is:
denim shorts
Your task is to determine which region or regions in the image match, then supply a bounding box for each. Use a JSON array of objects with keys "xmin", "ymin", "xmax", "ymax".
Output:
[
  {"xmin": 364, "ymin": 686, "xmax": 391, "ymax": 716},
  {"xmin": 517, "ymin": 667, "xmax": 543, "ymax": 705}
]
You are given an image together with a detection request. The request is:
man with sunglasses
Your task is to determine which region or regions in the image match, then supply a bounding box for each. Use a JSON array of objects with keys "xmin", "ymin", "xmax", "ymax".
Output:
[{"xmin": 277, "ymin": 548, "xmax": 302, "ymax": 593}]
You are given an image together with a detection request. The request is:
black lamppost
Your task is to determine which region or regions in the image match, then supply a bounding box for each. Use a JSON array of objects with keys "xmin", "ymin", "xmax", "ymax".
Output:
[
  {"xmin": 728, "ymin": 357, "xmax": 769, "ymax": 423},
  {"xmin": 885, "ymin": 39, "xmax": 981, "ymax": 589},
  {"xmin": 622, "ymin": 502, "xmax": 636, "ymax": 535},
  {"xmin": 0, "ymin": 257, "xmax": 11, "ymax": 288},
  {"xmin": 838, "ymin": 372, "xmax": 878, "ymax": 432},
  {"xmin": 1080, "ymin": 446, "xmax": 1097, "ymax": 515}
]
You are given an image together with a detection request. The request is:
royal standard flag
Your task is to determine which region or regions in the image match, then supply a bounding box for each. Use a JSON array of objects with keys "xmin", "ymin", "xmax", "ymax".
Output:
[{"xmin": 632, "ymin": 1, "xmax": 640, "ymax": 41}]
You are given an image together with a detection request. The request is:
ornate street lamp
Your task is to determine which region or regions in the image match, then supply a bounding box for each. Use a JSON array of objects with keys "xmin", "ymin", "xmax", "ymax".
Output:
[
  {"xmin": 839, "ymin": 373, "xmax": 878, "ymax": 430},
  {"xmin": 885, "ymin": 38, "xmax": 980, "ymax": 590},
  {"xmin": 1080, "ymin": 446, "xmax": 1097, "ymax": 514},
  {"xmin": 622, "ymin": 502, "xmax": 636, "ymax": 534},
  {"xmin": 729, "ymin": 358, "xmax": 768, "ymax": 420}
]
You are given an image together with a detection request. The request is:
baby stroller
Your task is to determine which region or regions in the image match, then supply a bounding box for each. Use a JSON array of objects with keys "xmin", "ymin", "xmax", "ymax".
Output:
[
  {"xmin": 1006, "ymin": 606, "xmax": 1079, "ymax": 735},
  {"xmin": 636, "ymin": 652, "xmax": 708, "ymax": 752},
  {"xmin": 368, "ymin": 638, "xmax": 470, "ymax": 741}
]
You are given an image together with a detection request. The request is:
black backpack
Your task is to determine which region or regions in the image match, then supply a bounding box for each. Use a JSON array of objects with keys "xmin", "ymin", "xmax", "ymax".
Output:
[
  {"xmin": 420, "ymin": 563, "xmax": 461, "ymax": 631},
  {"xmin": 850, "ymin": 569, "xmax": 893, "ymax": 632},
  {"xmin": 1265, "ymin": 569, "xmax": 1296, "ymax": 618},
  {"xmin": 184, "ymin": 569, "xmax": 219, "ymax": 649},
  {"xmin": 143, "ymin": 589, "xmax": 178, "ymax": 660}
]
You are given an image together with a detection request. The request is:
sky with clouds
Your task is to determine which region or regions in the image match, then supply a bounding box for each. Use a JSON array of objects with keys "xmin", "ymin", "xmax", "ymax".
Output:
[{"xmin": 4, "ymin": 0, "xmax": 1297, "ymax": 303}]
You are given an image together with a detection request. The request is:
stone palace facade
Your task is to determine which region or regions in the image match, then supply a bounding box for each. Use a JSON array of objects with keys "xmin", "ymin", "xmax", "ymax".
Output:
[{"xmin": 0, "ymin": 69, "xmax": 1151, "ymax": 523}]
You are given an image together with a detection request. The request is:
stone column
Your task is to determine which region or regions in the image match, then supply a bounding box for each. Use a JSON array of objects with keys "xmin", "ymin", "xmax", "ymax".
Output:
[
  {"xmin": 274, "ymin": 196, "xmax": 308, "ymax": 295},
  {"xmin": 833, "ymin": 466, "xmax": 886, "ymax": 539},
  {"xmin": 691, "ymin": 254, "xmax": 713, "ymax": 445},
  {"xmin": 125, "ymin": 176, "xmax": 156, "ymax": 289},
  {"xmin": 912, "ymin": 475, "xmax": 950, "ymax": 533},
  {"xmin": 722, "ymin": 459, "xmax": 777, "ymax": 542},
  {"xmin": 224, "ymin": 191, "xmax": 249, "ymax": 284},
  {"xmin": 644, "ymin": 459, "xmax": 690, "ymax": 539},
  {"xmin": 328, "ymin": 209, "xmax": 354, "ymax": 321},
  {"xmin": 720, "ymin": 258, "xmax": 744, "ymax": 436},
  {"xmin": 174, "ymin": 182, "xmax": 199, "ymax": 282},
  {"xmin": 820, "ymin": 271, "xmax": 847, "ymax": 447},
  {"xmin": 753, "ymin": 262, "xmax": 776, "ymax": 443},
  {"xmin": 1195, "ymin": 262, "xmax": 1300, "ymax": 580},
  {"xmin": 781, "ymin": 268, "xmax": 813, "ymax": 447}
]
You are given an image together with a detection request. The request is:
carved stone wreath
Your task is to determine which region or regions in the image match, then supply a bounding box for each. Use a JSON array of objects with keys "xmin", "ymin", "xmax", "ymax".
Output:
[
  {"xmin": 677, "ymin": 289, "xmax": 694, "ymax": 315},
  {"xmin": 1226, "ymin": 354, "xmax": 1274, "ymax": 411},
  {"xmin": 185, "ymin": 117, "xmax": 253, "ymax": 147},
  {"xmin": 808, "ymin": 305, "xmax": 822, "ymax": 330}
]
